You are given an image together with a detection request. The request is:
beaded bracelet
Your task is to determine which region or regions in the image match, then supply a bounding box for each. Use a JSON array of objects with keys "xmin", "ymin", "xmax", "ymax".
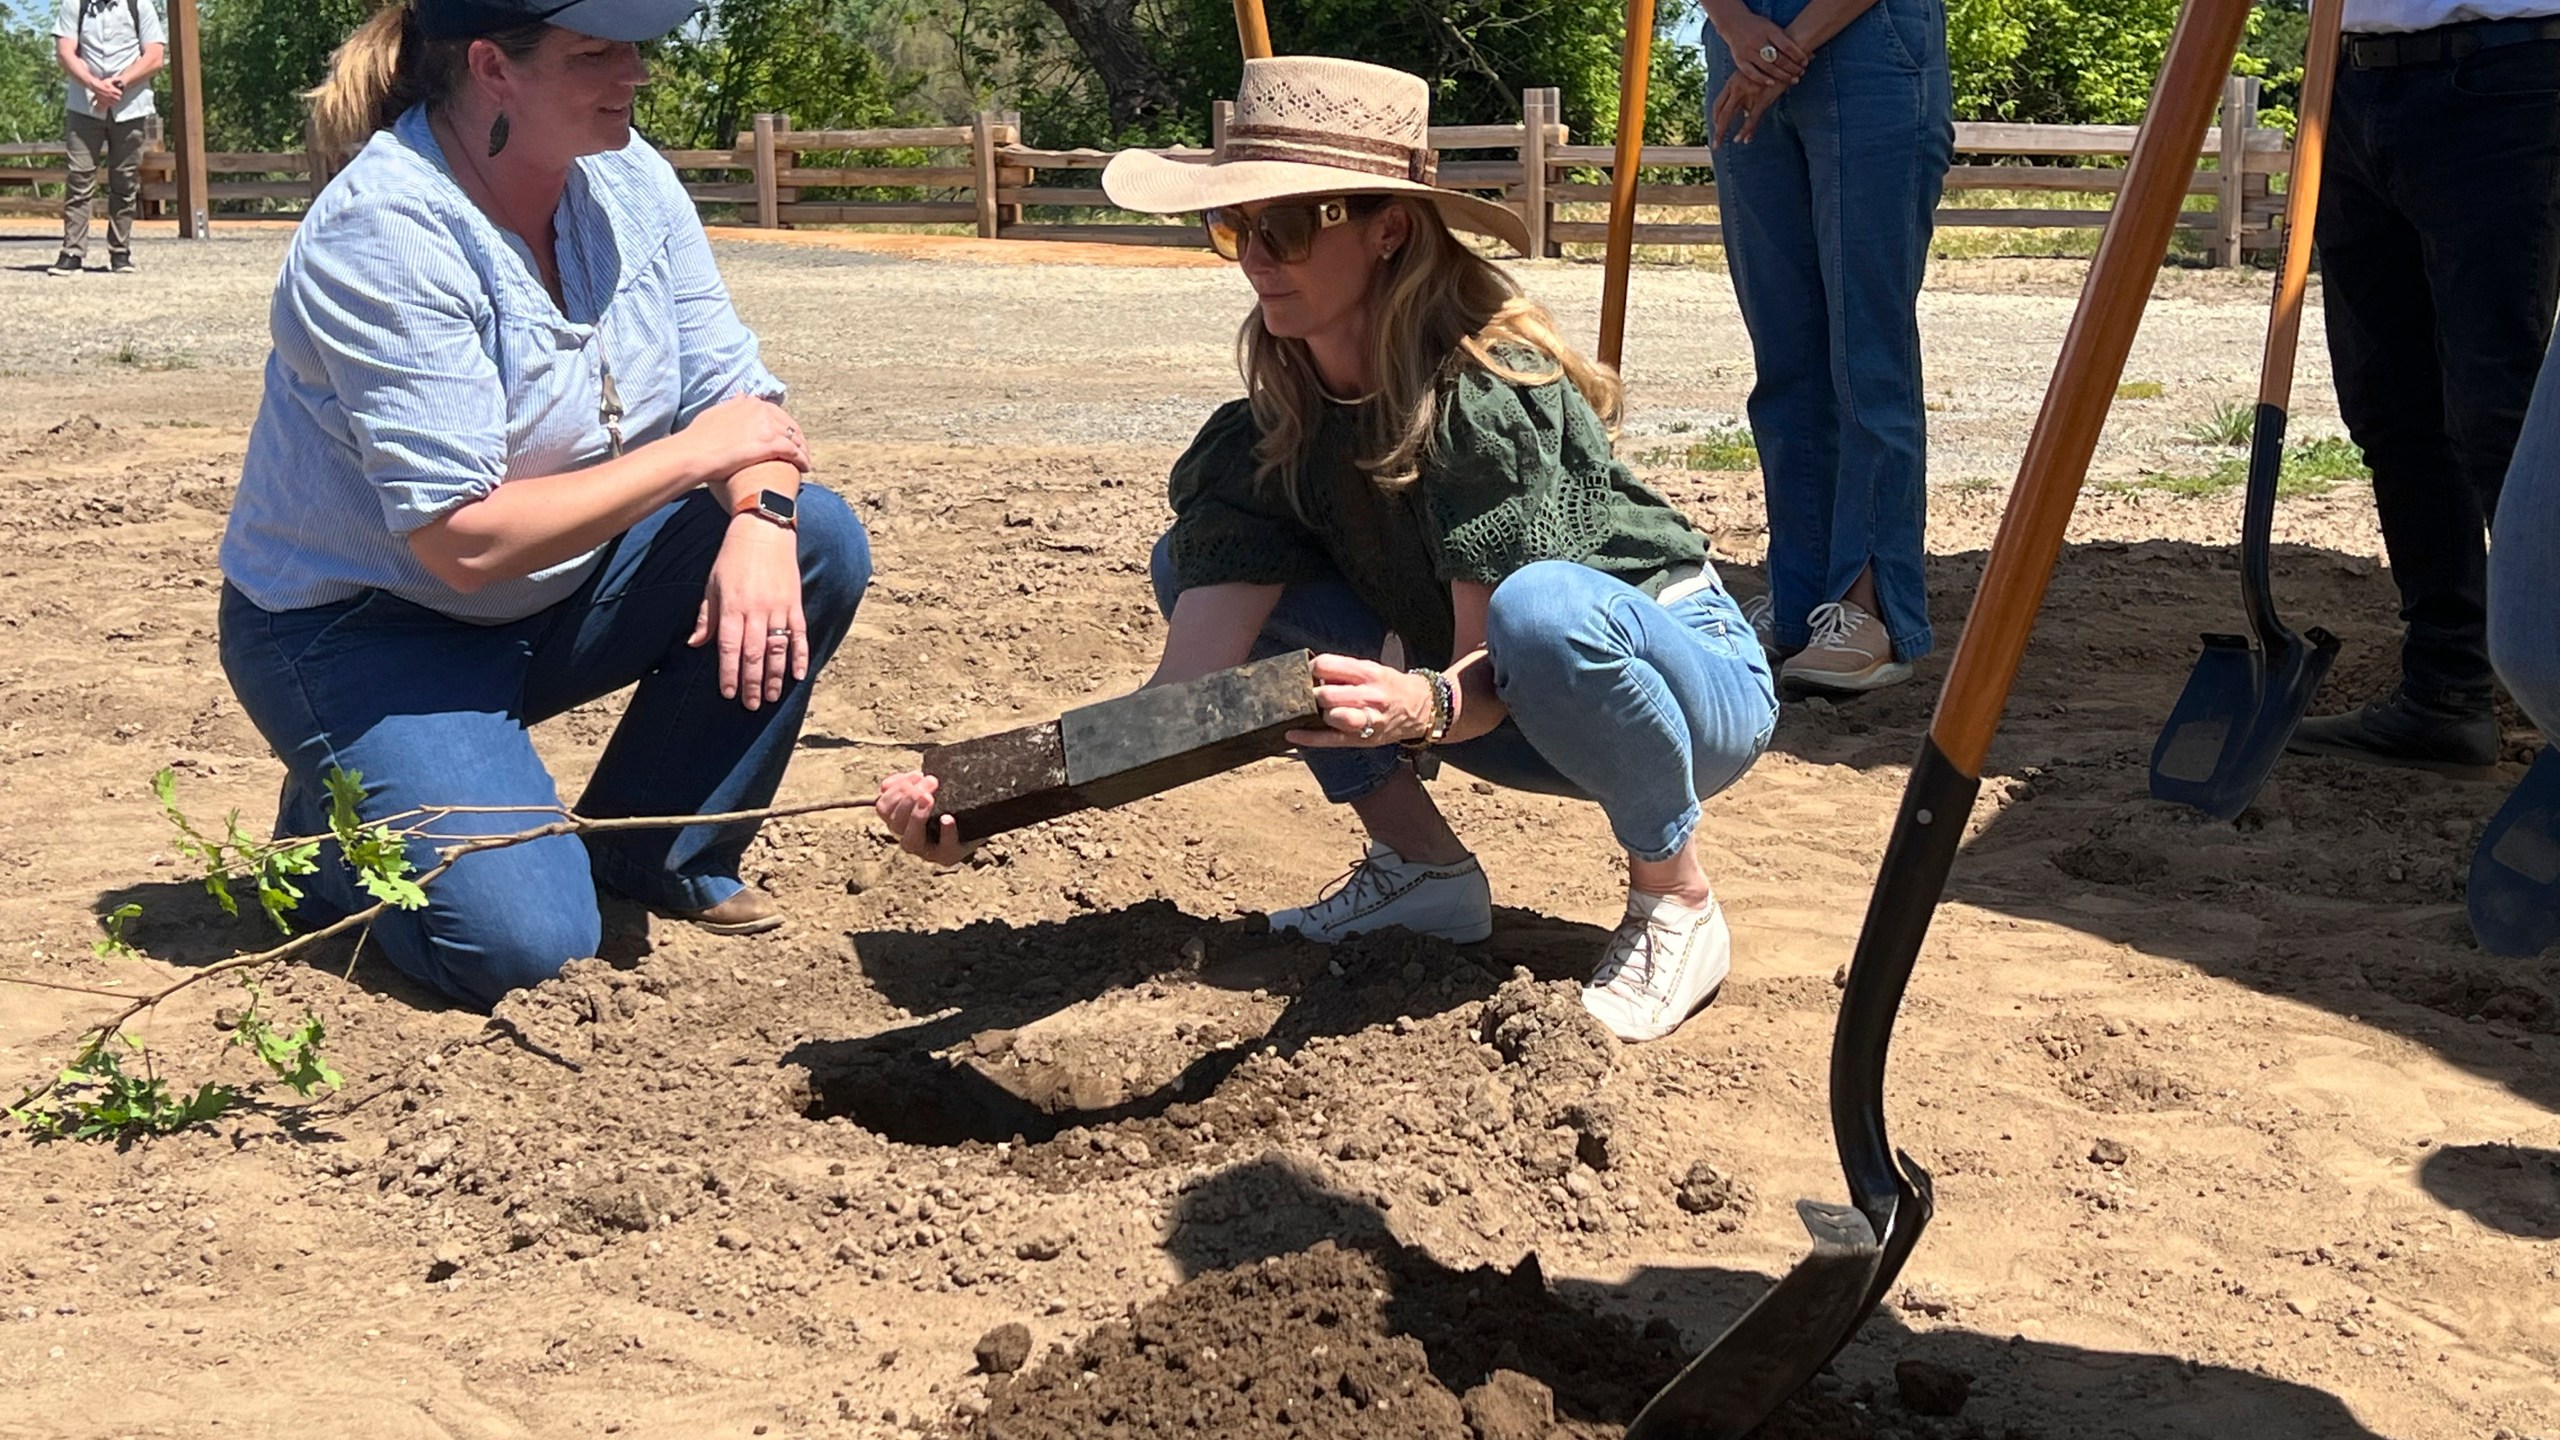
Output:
[{"xmin": 1402, "ymin": 667, "xmax": 1454, "ymax": 750}]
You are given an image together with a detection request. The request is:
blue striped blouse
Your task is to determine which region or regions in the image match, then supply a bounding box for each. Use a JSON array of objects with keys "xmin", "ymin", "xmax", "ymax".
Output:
[{"xmin": 219, "ymin": 104, "xmax": 784, "ymax": 623}]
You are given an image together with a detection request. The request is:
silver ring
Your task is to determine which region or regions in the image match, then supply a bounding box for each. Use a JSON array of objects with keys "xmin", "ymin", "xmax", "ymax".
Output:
[
  {"xmin": 767, "ymin": 627, "xmax": 791, "ymax": 637},
  {"xmin": 1359, "ymin": 724, "xmax": 1378, "ymax": 740},
  {"xmin": 1758, "ymin": 42, "xmax": 1779, "ymax": 61}
]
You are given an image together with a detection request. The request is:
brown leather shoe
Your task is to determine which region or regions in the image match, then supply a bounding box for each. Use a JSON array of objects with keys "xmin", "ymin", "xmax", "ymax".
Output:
[{"xmin": 674, "ymin": 887, "xmax": 785, "ymax": 936}]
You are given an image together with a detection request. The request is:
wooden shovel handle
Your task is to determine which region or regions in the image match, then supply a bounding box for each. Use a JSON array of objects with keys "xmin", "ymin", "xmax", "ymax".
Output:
[
  {"xmin": 2258, "ymin": 0, "xmax": 2345, "ymax": 408},
  {"xmin": 1599, "ymin": 0, "xmax": 1658, "ymax": 372},
  {"xmin": 1232, "ymin": 0, "xmax": 1273, "ymax": 60},
  {"xmin": 1929, "ymin": 0, "xmax": 2259, "ymax": 774}
]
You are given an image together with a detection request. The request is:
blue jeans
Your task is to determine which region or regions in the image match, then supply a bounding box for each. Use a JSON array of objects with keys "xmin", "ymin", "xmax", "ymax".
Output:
[
  {"xmin": 2492, "ymin": 345, "xmax": 2560, "ymax": 736},
  {"xmin": 1150, "ymin": 539, "xmax": 1778, "ymax": 861},
  {"xmin": 217, "ymin": 486, "xmax": 872, "ymax": 1009},
  {"xmin": 1707, "ymin": 0, "xmax": 1954, "ymax": 660}
]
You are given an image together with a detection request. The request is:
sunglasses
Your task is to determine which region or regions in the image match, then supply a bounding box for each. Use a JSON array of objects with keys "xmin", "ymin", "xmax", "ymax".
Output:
[{"xmin": 1202, "ymin": 198, "xmax": 1370, "ymax": 263}]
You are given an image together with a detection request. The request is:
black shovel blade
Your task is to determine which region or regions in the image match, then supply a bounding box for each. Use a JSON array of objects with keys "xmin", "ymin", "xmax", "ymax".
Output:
[
  {"xmin": 1627, "ymin": 739, "xmax": 1973, "ymax": 1439},
  {"xmin": 1623, "ymin": 1162, "xmax": 1934, "ymax": 1440},
  {"xmin": 2470, "ymin": 745, "xmax": 2560, "ymax": 957},
  {"xmin": 2149, "ymin": 624, "xmax": 2340, "ymax": 821}
]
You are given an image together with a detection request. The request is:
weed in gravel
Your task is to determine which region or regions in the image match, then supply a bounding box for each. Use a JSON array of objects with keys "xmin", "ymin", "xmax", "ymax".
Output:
[
  {"xmin": 105, "ymin": 341, "xmax": 197, "ymax": 372},
  {"xmin": 2187, "ymin": 398, "xmax": 2256, "ymax": 448},
  {"xmin": 1635, "ymin": 422, "xmax": 1758, "ymax": 472},
  {"xmin": 2119, "ymin": 435, "xmax": 2371, "ymax": 500},
  {"xmin": 2117, "ymin": 380, "xmax": 2165, "ymax": 401}
]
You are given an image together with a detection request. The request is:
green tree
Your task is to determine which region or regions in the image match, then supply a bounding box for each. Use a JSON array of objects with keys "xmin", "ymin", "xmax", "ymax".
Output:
[
  {"xmin": 1, "ymin": 8, "xmax": 66, "ymax": 144},
  {"xmin": 1946, "ymin": 0, "xmax": 2184, "ymax": 124},
  {"xmin": 201, "ymin": 0, "xmax": 369, "ymax": 149},
  {"xmin": 637, "ymin": 0, "xmax": 905, "ymax": 148}
]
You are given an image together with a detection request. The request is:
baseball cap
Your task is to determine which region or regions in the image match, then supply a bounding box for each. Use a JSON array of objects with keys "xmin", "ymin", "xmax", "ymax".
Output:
[{"xmin": 415, "ymin": 0, "xmax": 701, "ymax": 42}]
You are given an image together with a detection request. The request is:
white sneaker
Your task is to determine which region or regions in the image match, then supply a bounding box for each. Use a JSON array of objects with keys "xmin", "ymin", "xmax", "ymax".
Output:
[
  {"xmin": 1581, "ymin": 891, "xmax": 1731, "ymax": 1042},
  {"xmin": 1738, "ymin": 593, "xmax": 1779, "ymax": 663},
  {"xmin": 1269, "ymin": 842, "xmax": 1493, "ymax": 945}
]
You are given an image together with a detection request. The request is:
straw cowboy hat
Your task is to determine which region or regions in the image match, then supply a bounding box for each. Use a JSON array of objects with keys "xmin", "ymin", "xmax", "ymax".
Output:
[{"xmin": 1102, "ymin": 56, "xmax": 1533, "ymax": 257}]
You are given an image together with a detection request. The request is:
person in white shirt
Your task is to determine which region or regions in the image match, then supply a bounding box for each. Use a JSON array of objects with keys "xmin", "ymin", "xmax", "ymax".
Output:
[
  {"xmin": 50, "ymin": 0, "xmax": 167, "ymax": 276},
  {"xmin": 2288, "ymin": 0, "xmax": 2560, "ymax": 771}
]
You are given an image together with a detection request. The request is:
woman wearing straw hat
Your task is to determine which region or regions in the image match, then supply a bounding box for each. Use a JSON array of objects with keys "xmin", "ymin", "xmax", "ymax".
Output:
[
  {"xmin": 214, "ymin": 0, "xmax": 871, "ymax": 1009},
  {"xmin": 878, "ymin": 57, "xmax": 1777, "ymax": 1043}
]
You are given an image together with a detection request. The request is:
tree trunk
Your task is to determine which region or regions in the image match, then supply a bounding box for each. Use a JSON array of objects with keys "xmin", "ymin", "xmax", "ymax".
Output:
[{"xmin": 1037, "ymin": 0, "xmax": 1178, "ymax": 131}]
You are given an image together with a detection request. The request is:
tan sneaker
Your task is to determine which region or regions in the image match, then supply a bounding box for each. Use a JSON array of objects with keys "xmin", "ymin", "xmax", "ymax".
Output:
[
  {"xmin": 672, "ymin": 887, "xmax": 786, "ymax": 936},
  {"xmin": 1779, "ymin": 600, "xmax": 1912, "ymax": 696}
]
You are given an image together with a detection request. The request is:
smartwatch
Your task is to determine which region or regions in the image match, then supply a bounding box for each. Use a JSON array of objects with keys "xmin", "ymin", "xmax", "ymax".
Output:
[{"xmin": 734, "ymin": 488, "xmax": 798, "ymax": 532}]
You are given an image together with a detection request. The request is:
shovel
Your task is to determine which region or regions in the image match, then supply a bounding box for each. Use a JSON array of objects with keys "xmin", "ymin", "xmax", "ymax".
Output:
[
  {"xmin": 2470, "ymin": 745, "xmax": 2560, "ymax": 956},
  {"xmin": 1599, "ymin": 0, "xmax": 1657, "ymax": 371},
  {"xmin": 1623, "ymin": 0, "xmax": 2259, "ymax": 1432},
  {"xmin": 2147, "ymin": 0, "xmax": 2345, "ymax": 821}
]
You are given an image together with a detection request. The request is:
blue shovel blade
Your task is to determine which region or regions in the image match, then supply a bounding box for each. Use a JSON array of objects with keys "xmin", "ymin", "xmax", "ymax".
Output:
[
  {"xmin": 2150, "ymin": 627, "xmax": 2339, "ymax": 822},
  {"xmin": 2470, "ymin": 745, "xmax": 2560, "ymax": 957}
]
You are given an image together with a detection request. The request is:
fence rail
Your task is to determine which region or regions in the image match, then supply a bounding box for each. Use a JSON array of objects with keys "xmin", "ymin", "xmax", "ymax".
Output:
[{"xmin": 0, "ymin": 77, "xmax": 2289, "ymax": 265}]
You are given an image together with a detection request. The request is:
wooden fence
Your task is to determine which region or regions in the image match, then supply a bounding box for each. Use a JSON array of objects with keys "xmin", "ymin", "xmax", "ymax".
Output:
[{"xmin": 0, "ymin": 77, "xmax": 2288, "ymax": 265}]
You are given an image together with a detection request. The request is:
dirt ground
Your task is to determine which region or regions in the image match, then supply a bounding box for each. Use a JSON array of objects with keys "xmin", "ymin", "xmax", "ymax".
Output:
[{"xmin": 0, "ymin": 221, "xmax": 2555, "ymax": 1440}]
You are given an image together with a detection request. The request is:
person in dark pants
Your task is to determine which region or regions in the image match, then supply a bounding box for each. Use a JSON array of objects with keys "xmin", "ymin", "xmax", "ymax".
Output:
[
  {"xmin": 2289, "ymin": 3, "xmax": 2560, "ymax": 771},
  {"xmin": 50, "ymin": 0, "xmax": 165, "ymax": 276}
]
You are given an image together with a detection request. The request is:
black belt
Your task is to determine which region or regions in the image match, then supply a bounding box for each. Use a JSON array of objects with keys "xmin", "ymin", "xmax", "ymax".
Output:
[{"xmin": 2344, "ymin": 15, "xmax": 2560, "ymax": 68}]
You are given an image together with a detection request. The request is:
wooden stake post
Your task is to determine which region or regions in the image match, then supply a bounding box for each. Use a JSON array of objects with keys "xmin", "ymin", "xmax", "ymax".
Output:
[
  {"xmin": 166, "ymin": 0, "xmax": 208, "ymax": 236},
  {"xmin": 1598, "ymin": 0, "xmax": 1657, "ymax": 370}
]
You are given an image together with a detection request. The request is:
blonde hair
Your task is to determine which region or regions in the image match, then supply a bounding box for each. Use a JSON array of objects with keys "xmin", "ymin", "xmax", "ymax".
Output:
[
  {"xmin": 1239, "ymin": 197, "xmax": 1621, "ymax": 508},
  {"xmin": 305, "ymin": 1, "xmax": 547, "ymax": 159}
]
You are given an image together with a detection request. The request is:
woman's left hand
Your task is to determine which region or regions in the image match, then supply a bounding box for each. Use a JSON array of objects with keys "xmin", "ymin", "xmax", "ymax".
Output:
[
  {"xmin": 690, "ymin": 516, "xmax": 807, "ymax": 710},
  {"xmin": 1712, "ymin": 73, "xmax": 1786, "ymax": 144},
  {"xmin": 1288, "ymin": 653, "xmax": 1437, "ymax": 748}
]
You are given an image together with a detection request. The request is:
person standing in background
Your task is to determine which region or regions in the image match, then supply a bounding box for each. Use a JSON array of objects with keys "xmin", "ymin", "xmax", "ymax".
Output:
[
  {"xmin": 50, "ymin": 0, "xmax": 166, "ymax": 277},
  {"xmin": 2288, "ymin": 1, "xmax": 2560, "ymax": 772},
  {"xmin": 1699, "ymin": 0, "xmax": 1955, "ymax": 697}
]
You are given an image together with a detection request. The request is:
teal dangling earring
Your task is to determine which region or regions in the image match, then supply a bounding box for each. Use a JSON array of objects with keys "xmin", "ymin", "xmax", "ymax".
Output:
[{"xmin": 487, "ymin": 112, "xmax": 511, "ymax": 158}]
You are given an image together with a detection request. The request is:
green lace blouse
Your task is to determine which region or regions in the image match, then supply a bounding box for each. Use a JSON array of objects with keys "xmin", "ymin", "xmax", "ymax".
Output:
[{"xmin": 1163, "ymin": 362, "xmax": 1709, "ymax": 667}]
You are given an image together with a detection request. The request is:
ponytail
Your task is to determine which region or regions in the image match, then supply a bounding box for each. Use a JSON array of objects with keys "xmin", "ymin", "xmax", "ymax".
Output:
[
  {"xmin": 305, "ymin": 3, "xmax": 423, "ymax": 158},
  {"xmin": 304, "ymin": 1, "xmax": 549, "ymax": 159}
]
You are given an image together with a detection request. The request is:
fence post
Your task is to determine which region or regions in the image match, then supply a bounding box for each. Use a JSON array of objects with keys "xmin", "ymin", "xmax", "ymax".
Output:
[
  {"xmin": 167, "ymin": 0, "xmax": 209, "ymax": 235},
  {"xmin": 775, "ymin": 113, "xmax": 796, "ymax": 226},
  {"xmin": 972, "ymin": 110, "xmax": 1000, "ymax": 238},
  {"xmin": 2215, "ymin": 75, "xmax": 2257, "ymax": 268},
  {"xmin": 303, "ymin": 116, "xmax": 328, "ymax": 207},
  {"xmin": 752, "ymin": 112, "xmax": 779, "ymax": 229},
  {"xmin": 1212, "ymin": 100, "xmax": 1233, "ymax": 152},
  {"xmin": 997, "ymin": 110, "xmax": 1025, "ymax": 232},
  {"xmin": 1518, "ymin": 88, "xmax": 1549, "ymax": 261}
]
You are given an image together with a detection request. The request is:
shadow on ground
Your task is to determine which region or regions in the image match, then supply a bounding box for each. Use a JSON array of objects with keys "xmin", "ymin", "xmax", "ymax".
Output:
[
  {"xmin": 969, "ymin": 1155, "xmax": 2393, "ymax": 1440},
  {"xmin": 1749, "ymin": 536, "xmax": 2560, "ymax": 1116}
]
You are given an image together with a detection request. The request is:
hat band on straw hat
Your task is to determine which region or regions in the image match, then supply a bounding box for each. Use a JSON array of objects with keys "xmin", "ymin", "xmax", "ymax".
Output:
[{"xmin": 1221, "ymin": 122, "xmax": 1438, "ymax": 186}]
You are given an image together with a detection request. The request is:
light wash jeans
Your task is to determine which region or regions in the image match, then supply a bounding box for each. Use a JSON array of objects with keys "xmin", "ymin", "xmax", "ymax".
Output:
[
  {"xmin": 218, "ymin": 486, "xmax": 871, "ymax": 1009},
  {"xmin": 1150, "ymin": 538, "xmax": 1779, "ymax": 861},
  {"xmin": 1706, "ymin": 0, "xmax": 1954, "ymax": 660},
  {"xmin": 2491, "ymin": 346, "xmax": 2560, "ymax": 736}
]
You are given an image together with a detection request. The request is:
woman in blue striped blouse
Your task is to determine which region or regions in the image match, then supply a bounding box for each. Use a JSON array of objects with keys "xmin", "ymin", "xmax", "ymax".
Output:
[{"xmin": 216, "ymin": 0, "xmax": 871, "ymax": 1009}]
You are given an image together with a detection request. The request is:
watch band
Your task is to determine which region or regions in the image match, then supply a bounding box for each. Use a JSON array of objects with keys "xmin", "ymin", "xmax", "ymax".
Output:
[{"xmin": 732, "ymin": 488, "xmax": 799, "ymax": 532}]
